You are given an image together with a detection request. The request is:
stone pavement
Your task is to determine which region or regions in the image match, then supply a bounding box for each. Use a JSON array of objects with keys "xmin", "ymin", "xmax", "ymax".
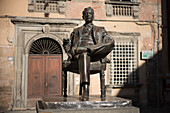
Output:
[
  {"xmin": 2, "ymin": 105, "xmax": 170, "ymax": 113},
  {"xmin": 3, "ymin": 94, "xmax": 170, "ymax": 113},
  {"xmin": 2, "ymin": 103, "xmax": 170, "ymax": 113},
  {"xmin": 140, "ymin": 102, "xmax": 170, "ymax": 113},
  {"xmin": 4, "ymin": 110, "xmax": 36, "ymax": 113}
]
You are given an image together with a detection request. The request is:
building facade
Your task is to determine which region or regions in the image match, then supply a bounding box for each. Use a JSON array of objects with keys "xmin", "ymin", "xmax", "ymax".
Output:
[{"xmin": 0, "ymin": 0, "xmax": 163, "ymax": 111}]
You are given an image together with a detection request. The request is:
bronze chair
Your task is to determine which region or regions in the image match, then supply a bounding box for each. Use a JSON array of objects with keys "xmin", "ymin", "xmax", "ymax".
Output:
[
  {"xmin": 62, "ymin": 39, "xmax": 110, "ymax": 98},
  {"xmin": 62, "ymin": 58, "xmax": 110, "ymax": 98}
]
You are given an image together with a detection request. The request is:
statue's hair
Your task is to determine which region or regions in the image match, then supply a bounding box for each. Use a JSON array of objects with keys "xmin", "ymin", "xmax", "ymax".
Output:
[{"xmin": 82, "ymin": 7, "xmax": 94, "ymax": 15}]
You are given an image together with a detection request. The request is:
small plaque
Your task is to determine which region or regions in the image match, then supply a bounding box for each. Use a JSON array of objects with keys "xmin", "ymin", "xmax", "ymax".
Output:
[
  {"xmin": 8, "ymin": 56, "xmax": 13, "ymax": 61},
  {"xmin": 141, "ymin": 50, "xmax": 153, "ymax": 60}
]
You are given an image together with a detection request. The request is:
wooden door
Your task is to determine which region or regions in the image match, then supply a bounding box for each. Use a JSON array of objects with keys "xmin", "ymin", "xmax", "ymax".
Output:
[
  {"xmin": 45, "ymin": 56, "xmax": 62, "ymax": 96},
  {"xmin": 28, "ymin": 55, "xmax": 62, "ymax": 98},
  {"xmin": 28, "ymin": 56, "xmax": 45, "ymax": 98}
]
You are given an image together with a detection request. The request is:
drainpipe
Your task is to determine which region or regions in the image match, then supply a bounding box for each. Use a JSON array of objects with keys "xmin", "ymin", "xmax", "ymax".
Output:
[{"xmin": 156, "ymin": 0, "xmax": 160, "ymax": 107}]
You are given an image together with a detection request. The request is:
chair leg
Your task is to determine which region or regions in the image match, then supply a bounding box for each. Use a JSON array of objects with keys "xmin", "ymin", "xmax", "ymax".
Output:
[
  {"xmin": 63, "ymin": 71, "xmax": 67, "ymax": 97},
  {"xmin": 100, "ymin": 70, "xmax": 106, "ymax": 98},
  {"xmin": 79, "ymin": 80, "xmax": 82, "ymax": 95}
]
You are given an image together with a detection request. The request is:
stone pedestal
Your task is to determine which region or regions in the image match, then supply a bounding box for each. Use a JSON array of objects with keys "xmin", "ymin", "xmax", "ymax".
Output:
[{"xmin": 36, "ymin": 96, "xmax": 139, "ymax": 113}]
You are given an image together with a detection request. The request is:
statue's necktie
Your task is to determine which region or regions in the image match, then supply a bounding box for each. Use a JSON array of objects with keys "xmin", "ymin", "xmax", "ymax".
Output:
[{"xmin": 83, "ymin": 24, "xmax": 92, "ymax": 35}]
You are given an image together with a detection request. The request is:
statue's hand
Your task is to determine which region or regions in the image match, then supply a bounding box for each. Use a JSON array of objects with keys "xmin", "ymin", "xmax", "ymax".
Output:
[
  {"xmin": 103, "ymin": 37, "xmax": 113, "ymax": 43},
  {"xmin": 63, "ymin": 38, "xmax": 71, "ymax": 53},
  {"xmin": 76, "ymin": 47, "xmax": 88, "ymax": 54}
]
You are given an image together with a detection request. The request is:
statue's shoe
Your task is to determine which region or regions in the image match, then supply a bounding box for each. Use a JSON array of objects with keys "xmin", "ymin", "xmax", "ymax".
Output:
[
  {"xmin": 80, "ymin": 84, "xmax": 89, "ymax": 101},
  {"xmin": 80, "ymin": 96, "xmax": 89, "ymax": 101}
]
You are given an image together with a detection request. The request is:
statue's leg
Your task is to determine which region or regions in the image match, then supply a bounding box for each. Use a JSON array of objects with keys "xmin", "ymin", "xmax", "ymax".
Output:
[
  {"xmin": 79, "ymin": 79, "xmax": 82, "ymax": 95},
  {"xmin": 78, "ymin": 52, "xmax": 90, "ymax": 100},
  {"xmin": 90, "ymin": 42, "xmax": 114, "ymax": 61}
]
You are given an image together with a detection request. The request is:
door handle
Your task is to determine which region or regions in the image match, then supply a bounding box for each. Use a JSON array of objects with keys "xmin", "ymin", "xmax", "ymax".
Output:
[{"xmin": 46, "ymin": 82, "xmax": 48, "ymax": 87}]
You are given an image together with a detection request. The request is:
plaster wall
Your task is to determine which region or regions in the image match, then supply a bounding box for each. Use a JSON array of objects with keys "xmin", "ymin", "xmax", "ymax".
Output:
[{"xmin": 0, "ymin": 0, "xmax": 64, "ymax": 18}]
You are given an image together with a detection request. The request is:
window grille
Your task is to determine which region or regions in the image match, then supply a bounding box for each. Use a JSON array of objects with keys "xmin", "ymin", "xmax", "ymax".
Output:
[
  {"xmin": 113, "ymin": 5, "xmax": 133, "ymax": 16},
  {"xmin": 29, "ymin": 38, "xmax": 62, "ymax": 54},
  {"xmin": 106, "ymin": 0, "xmax": 139, "ymax": 18},
  {"xmin": 28, "ymin": 0, "xmax": 66, "ymax": 13},
  {"xmin": 110, "ymin": 41, "xmax": 137, "ymax": 85},
  {"xmin": 35, "ymin": 0, "xmax": 62, "ymax": 13}
]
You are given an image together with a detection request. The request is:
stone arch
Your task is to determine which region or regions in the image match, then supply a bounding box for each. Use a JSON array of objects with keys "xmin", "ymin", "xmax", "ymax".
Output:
[
  {"xmin": 29, "ymin": 38, "xmax": 62, "ymax": 55},
  {"xmin": 25, "ymin": 33, "xmax": 68, "ymax": 59}
]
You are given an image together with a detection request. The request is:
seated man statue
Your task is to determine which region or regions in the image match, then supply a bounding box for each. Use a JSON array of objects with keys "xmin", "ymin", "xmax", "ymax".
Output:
[{"xmin": 63, "ymin": 7, "xmax": 114, "ymax": 100}]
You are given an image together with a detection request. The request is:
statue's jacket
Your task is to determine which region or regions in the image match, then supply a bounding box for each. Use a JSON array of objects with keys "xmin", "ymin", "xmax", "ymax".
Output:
[
  {"xmin": 64, "ymin": 25, "xmax": 114, "ymax": 59},
  {"xmin": 70, "ymin": 25, "xmax": 112, "ymax": 46}
]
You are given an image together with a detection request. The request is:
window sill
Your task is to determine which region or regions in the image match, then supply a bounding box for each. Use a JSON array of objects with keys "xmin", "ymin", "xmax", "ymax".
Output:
[
  {"xmin": 106, "ymin": 83, "xmax": 143, "ymax": 89},
  {"xmin": 105, "ymin": 1, "xmax": 140, "ymax": 6}
]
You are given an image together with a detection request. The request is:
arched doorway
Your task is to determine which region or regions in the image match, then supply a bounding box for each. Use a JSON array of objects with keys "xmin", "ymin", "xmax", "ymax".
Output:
[{"xmin": 27, "ymin": 37, "xmax": 62, "ymax": 106}]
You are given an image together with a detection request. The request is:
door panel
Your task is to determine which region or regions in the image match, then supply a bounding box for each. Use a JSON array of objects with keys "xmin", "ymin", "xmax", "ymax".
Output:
[
  {"xmin": 28, "ymin": 56, "xmax": 45, "ymax": 98},
  {"xmin": 28, "ymin": 55, "xmax": 62, "ymax": 98},
  {"xmin": 45, "ymin": 56, "xmax": 62, "ymax": 96}
]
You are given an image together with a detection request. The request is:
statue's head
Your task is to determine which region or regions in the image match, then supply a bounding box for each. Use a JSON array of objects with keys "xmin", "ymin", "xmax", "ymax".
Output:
[{"xmin": 82, "ymin": 7, "xmax": 94, "ymax": 23}]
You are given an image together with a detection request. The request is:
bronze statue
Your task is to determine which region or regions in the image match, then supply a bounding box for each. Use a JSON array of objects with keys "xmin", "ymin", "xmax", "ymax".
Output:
[{"xmin": 63, "ymin": 7, "xmax": 114, "ymax": 100}]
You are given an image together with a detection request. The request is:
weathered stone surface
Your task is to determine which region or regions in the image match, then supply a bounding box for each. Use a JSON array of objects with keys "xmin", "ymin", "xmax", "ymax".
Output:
[
  {"xmin": 37, "ymin": 107, "xmax": 139, "ymax": 113},
  {"xmin": 0, "ymin": 86, "xmax": 12, "ymax": 112},
  {"xmin": 41, "ymin": 96, "xmax": 131, "ymax": 109},
  {"xmin": 65, "ymin": 1, "xmax": 106, "ymax": 19},
  {"xmin": 37, "ymin": 96, "xmax": 139, "ymax": 113},
  {"xmin": 0, "ymin": 47, "xmax": 14, "ymax": 112}
]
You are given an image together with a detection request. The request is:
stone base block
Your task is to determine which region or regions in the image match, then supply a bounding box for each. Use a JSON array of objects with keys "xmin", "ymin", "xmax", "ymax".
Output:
[{"xmin": 36, "ymin": 96, "xmax": 139, "ymax": 113}]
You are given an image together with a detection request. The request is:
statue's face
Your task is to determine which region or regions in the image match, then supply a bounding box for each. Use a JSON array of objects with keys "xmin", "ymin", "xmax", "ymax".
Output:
[{"xmin": 83, "ymin": 8, "xmax": 94, "ymax": 23}]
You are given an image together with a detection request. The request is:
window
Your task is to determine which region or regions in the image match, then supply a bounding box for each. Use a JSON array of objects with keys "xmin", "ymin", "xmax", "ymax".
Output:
[
  {"xmin": 109, "ymin": 40, "xmax": 138, "ymax": 86},
  {"xmin": 112, "ymin": 4, "xmax": 133, "ymax": 16},
  {"xmin": 28, "ymin": 0, "xmax": 68, "ymax": 14},
  {"xmin": 105, "ymin": 0, "xmax": 139, "ymax": 18}
]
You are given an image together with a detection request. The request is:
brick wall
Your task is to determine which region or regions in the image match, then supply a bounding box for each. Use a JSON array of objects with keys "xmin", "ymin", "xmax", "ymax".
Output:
[{"xmin": 0, "ymin": 47, "xmax": 15, "ymax": 112}]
